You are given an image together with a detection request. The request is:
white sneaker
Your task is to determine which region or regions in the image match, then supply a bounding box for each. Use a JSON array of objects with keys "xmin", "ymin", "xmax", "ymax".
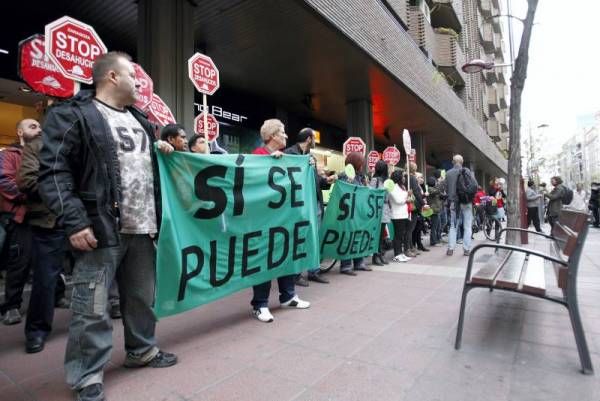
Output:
[
  {"xmin": 399, "ymin": 254, "xmax": 411, "ymax": 262},
  {"xmin": 392, "ymin": 255, "xmax": 402, "ymax": 263},
  {"xmin": 253, "ymin": 307, "xmax": 274, "ymax": 322},
  {"xmin": 281, "ymin": 295, "xmax": 310, "ymax": 309}
]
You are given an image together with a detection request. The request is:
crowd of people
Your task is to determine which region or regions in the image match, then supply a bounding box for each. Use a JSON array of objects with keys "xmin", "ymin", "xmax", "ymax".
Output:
[{"xmin": 0, "ymin": 50, "xmax": 595, "ymax": 401}]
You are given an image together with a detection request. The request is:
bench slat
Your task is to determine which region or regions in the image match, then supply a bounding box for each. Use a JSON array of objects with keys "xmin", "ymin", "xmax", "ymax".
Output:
[
  {"xmin": 471, "ymin": 251, "xmax": 512, "ymax": 286},
  {"xmin": 494, "ymin": 252, "xmax": 527, "ymax": 289},
  {"xmin": 521, "ymin": 255, "xmax": 546, "ymax": 296}
]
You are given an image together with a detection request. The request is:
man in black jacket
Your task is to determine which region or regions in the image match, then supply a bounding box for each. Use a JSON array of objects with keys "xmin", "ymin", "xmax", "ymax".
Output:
[
  {"xmin": 38, "ymin": 51, "xmax": 177, "ymax": 401},
  {"xmin": 284, "ymin": 128, "xmax": 334, "ymax": 284}
]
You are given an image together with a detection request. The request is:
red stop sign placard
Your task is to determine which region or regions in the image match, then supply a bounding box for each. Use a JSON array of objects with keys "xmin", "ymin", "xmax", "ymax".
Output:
[
  {"xmin": 146, "ymin": 94, "xmax": 176, "ymax": 127},
  {"xmin": 18, "ymin": 34, "xmax": 75, "ymax": 98},
  {"xmin": 45, "ymin": 16, "xmax": 107, "ymax": 84},
  {"xmin": 382, "ymin": 146, "xmax": 401, "ymax": 166},
  {"xmin": 187, "ymin": 53, "xmax": 220, "ymax": 95},
  {"xmin": 194, "ymin": 113, "xmax": 220, "ymax": 141},
  {"xmin": 367, "ymin": 151, "xmax": 380, "ymax": 171},
  {"xmin": 133, "ymin": 63, "xmax": 153, "ymax": 110},
  {"xmin": 342, "ymin": 137, "xmax": 366, "ymax": 157}
]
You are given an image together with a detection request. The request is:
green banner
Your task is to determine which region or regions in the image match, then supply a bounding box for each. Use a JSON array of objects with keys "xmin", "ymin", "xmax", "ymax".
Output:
[
  {"xmin": 320, "ymin": 180, "xmax": 386, "ymax": 260},
  {"xmin": 154, "ymin": 151, "xmax": 319, "ymax": 318}
]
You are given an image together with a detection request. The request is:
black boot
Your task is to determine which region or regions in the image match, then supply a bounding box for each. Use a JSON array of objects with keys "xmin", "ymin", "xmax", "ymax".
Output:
[{"xmin": 372, "ymin": 255, "xmax": 384, "ymax": 266}]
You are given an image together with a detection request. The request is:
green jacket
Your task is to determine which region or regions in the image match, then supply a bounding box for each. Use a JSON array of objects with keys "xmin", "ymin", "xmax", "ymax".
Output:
[
  {"xmin": 17, "ymin": 137, "xmax": 57, "ymax": 228},
  {"xmin": 427, "ymin": 185, "xmax": 443, "ymax": 214}
]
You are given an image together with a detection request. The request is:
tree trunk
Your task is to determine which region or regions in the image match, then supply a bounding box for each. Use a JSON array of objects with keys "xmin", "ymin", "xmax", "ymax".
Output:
[{"xmin": 505, "ymin": 0, "xmax": 539, "ymax": 244}]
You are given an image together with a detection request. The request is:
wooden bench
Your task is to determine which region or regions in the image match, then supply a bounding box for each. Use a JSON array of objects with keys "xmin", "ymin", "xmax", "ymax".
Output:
[{"xmin": 454, "ymin": 209, "xmax": 594, "ymax": 375}]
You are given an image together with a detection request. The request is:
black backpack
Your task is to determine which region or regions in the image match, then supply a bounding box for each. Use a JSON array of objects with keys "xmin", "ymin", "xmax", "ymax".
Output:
[
  {"xmin": 456, "ymin": 168, "xmax": 478, "ymax": 204},
  {"xmin": 561, "ymin": 186, "xmax": 573, "ymax": 205}
]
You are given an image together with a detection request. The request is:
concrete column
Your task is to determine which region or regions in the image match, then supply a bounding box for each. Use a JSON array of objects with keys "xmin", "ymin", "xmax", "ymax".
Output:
[
  {"xmin": 346, "ymin": 99, "xmax": 374, "ymax": 150},
  {"xmin": 137, "ymin": 0, "xmax": 195, "ymax": 131},
  {"xmin": 412, "ymin": 134, "xmax": 426, "ymax": 173}
]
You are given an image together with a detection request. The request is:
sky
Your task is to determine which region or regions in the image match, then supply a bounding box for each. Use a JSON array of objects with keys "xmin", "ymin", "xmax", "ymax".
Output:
[{"xmin": 508, "ymin": 0, "xmax": 600, "ymax": 156}]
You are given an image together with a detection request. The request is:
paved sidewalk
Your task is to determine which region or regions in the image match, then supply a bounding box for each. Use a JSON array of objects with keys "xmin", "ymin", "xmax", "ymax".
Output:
[{"xmin": 1, "ymin": 228, "xmax": 600, "ymax": 401}]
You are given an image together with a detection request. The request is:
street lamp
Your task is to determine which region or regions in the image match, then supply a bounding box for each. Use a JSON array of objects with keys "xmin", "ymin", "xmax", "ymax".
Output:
[{"xmin": 461, "ymin": 59, "xmax": 512, "ymax": 74}]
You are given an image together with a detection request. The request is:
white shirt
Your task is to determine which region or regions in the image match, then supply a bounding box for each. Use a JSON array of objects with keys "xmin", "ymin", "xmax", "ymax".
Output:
[{"xmin": 389, "ymin": 184, "xmax": 409, "ymax": 219}]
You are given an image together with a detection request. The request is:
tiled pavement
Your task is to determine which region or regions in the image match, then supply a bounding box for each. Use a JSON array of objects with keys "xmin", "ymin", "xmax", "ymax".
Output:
[{"xmin": 1, "ymin": 227, "xmax": 600, "ymax": 401}]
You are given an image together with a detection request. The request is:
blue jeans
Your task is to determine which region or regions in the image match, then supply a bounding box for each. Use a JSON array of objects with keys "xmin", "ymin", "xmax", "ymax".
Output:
[
  {"xmin": 25, "ymin": 227, "xmax": 67, "ymax": 340},
  {"xmin": 340, "ymin": 257, "xmax": 364, "ymax": 272},
  {"xmin": 251, "ymin": 275, "xmax": 295, "ymax": 308},
  {"xmin": 449, "ymin": 203, "xmax": 473, "ymax": 251},
  {"xmin": 65, "ymin": 234, "xmax": 158, "ymax": 390}
]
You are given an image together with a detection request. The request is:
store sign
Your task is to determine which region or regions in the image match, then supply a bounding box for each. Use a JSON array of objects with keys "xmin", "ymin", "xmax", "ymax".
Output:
[
  {"xmin": 188, "ymin": 53, "xmax": 220, "ymax": 95},
  {"xmin": 194, "ymin": 103, "xmax": 247, "ymax": 124},
  {"xmin": 18, "ymin": 34, "xmax": 75, "ymax": 98},
  {"xmin": 314, "ymin": 130, "xmax": 321, "ymax": 144},
  {"xmin": 146, "ymin": 94, "xmax": 176, "ymax": 127},
  {"xmin": 194, "ymin": 112, "xmax": 219, "ymax": 141},
  {"xmin": 382, "ymin": 146, "xmax": 401, "ymax": 166},
  {"xmin": 133, "ymin": 63, "xmax": 153, "ymax": 110},
  {"xmin": 367, "ymin": 150, "xmax": 380, "ymax": 171},
  {"xmin": 342, "ymin": 137, "xmax": 366, "ymax": 157},
  {"xmin": 45, "ymin": 16, "xmax": 107, "ymax": 84}
]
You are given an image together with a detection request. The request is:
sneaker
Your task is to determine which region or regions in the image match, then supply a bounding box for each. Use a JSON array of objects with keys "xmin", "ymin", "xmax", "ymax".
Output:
[
  {"xmin": 281, "ymin": 295, "xmax": 310, "ymax": 309},
  {"xmin": 308, "ymin": 274, "xmax": 329, "ymax": 284},
  {"xmin": 295, "ymin": 275, "xmax": 309, "ymax": 287},
  {"xmin": 392, "ymin": 255, "xmax": 402, "ymax": 263},
  {"xmin": 124, "ymin": 350, "xmax": 178, "ymax": 368},
  {"xmin": 354, "ymin": 264, "xmax": 372, "ymax": 271},
  {"xmin": 3, "ymin": 309, "xmax": 22, "ymax": 325},
  {"xmin": 446, "ymin": 249, "xmax": 454, "ymax": 256},
  {"xmin": 463, "ymin": 250, "xmax": 471, "ymax": 256},
  {"xmin": 77, "ymin": 383, "xmax": 105, "ymax": 401},
  {"xmin": 457, "ymin": 239, "xmax": 463, "ymax": 244},
  {"xmin": 253, "ymin": 307, "xmax": 274, "ymax": 322},
  {"xmin": 401, "ymin": 253, "xmax": 412, "ymax": 261}
]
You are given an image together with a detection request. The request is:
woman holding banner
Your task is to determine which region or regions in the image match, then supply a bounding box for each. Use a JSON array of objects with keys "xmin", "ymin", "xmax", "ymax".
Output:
[
  {"xmin": 250, "ymin": 119, "xmax": 310, "ymax": 322},
  {"xmin": 369, "ymin": 160, "xmax": 391, "ymax": 266},
  {"xmin": 388, "ymin": 170, "xmax": 411, "ymax": 262},
  {"xmin": 338, "ymin": 152, "xmax": 371, "ymax": 275}
]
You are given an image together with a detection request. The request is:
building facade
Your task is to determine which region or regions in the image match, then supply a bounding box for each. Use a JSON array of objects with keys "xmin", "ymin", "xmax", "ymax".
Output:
[{"xmin": 0, "ymin": 0, "xmax": 508, "ymax": 180}]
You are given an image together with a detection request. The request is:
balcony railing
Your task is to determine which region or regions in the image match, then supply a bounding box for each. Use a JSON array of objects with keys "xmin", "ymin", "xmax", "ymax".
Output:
[
  {"xmin": 496, "ymin": 83, "xmax": 508, "ymax": 109},
  {"xmin": 479, "ymin": 23, "xmax": 495, "ymax": 53},
  {"xmin": 487, "ymin": 117, "xmax": 501, "ymax": 140},
  {"xmin": 407, "ymin": 5, "xmax": 436, "ymax": 59},
  {"xmin": 479, "ymin": 0, "xmax": 492, "ymax": 18},
  {"xmin": 427, "ymin": 0, "xmax": 462, "ymax": 34},
  {"xmin": 487, "ymin": 84, "xmax": 500, "ymax": 115},
  {"xmin": 433, "ymin": 29, "xmax": 466, "ymax": 88}
]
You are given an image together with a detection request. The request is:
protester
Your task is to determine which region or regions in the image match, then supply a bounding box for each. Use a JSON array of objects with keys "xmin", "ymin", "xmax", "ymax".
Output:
[
  {"xmin": 188, "ymin": 134, "xmax": 208, "ymax": 154},
  {"xmin": 338, "ymin": 152, "xmax": 371, "ymax": 275},
  {"xmin": 388, "ymin": 170, "xmax": 411, "ymax": 262},
  {"xmin": 589, "ymin": 182, "xmax": 600, "ymax": 228},
  {"xmin": 284, "ymin": 127, "xmax": 333, "ymax": 284},
  {"xmin": 413, "ymin": 172, "xmax": 429, "ymax": 251},
  {"xmin": 569, "ymin": 183, "xmax": 587, "ymax": 211},
  {"xmin": 545, "ymin": 176, "xmax": 567, "ymax": 228},
  {"xmin": 525, "ymin": 180, "xmax": 543, "ymax": 232},
  {"xmin": 0, "ymin": 119, "xmax": 40, "ymax": 325},
  {"xmin": 250, "ymin": 119, "xmax": 310, "ymax": 323},
  {"xmin": 539, "ymin": 182, "xmax": 549, "ymax": 223},
  {"xmin": 445, "ymin": 154, "xmax": 477, "ymax": 256},
  {"xmin": 427, "ymin": 176, "xmax": 442, "ymax": 246},
  {"xmin": 369, "ymin": 160, "xmax": 392, "ymax": 265},
  {"xmin": 161, "ymin": 123, "xmax": 188, "ymax": 151},
  {"xmin": 435, "ymin": 170, "xmax": 448, "ymax": 239},
  {"xmin": 407, "ymin": 163, "xmax": 424, "ymax": 256},
  {"xmin": 488, "ymin": 179, "xmax": 506, "ymax": 222},
  {"xmin": 473, "ymin": 186, "xmax": 486, "ymax": 231},
  {"xmin": 38, "ymin": 51, "xmax": 177, "ymax": 401},
  {"xmin": 16, "ymin": 133, "xmax": 69, "ymax": 353}
]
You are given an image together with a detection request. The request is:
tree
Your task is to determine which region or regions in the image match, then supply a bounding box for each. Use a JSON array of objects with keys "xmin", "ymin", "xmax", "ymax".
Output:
[{"xmin": 505, "ymin": 0, "xmax": 540, "ymax": 244}]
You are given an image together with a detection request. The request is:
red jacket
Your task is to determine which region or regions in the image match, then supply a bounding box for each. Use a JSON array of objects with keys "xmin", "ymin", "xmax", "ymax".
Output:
[
  {"xmin": 252, "ymin": 147, "xmax": 271, "ymax": 155},
  {"xmin": 0, "ymin": 144, "xmax": 27, "ymax": 223},
  {"xmin": 473, "ymin": 190, "xmax": 486, "ymax": 205}
]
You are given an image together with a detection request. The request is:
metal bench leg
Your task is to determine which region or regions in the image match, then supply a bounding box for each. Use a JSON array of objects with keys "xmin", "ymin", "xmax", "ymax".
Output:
[
  {"xmin": 454, "ymin": 285, "xmax": 473, "ymax": 350},
  {"xmin": 566, "ymin": 300, "xmax": 594, "ymax": 374}
]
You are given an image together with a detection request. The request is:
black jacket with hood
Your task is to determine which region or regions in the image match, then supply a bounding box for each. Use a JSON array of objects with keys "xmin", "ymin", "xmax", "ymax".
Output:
[{"xmin": 38, "ymin": 90, "xmax": 161, "ymax": 248}]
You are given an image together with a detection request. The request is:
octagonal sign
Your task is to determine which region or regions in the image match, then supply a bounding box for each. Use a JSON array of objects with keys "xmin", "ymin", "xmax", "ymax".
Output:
[
  {"xmin": 382, "ymin": 146, "xmax": 401, "ymax": 166},
  {"xmin": 367, "ymin": 150, "xmax": 380, "ymax": 171},
  {"xmin": 133, "ymin": 63, "xmax": 153, "ymax": 110},
  {"xmin": 187, "ymin": 53, "xmax": 220, "ymax": 95},
  {"xmin": 194, "ymin": 113, "xmax": 219, "ymax": 142},
  {"xmin": 146, "ymin": 94, "xmax": 176, "ymax": 127},
  {"xmin": 45, "ymin": 16, "xmax": 107, "ymax": 84},
  {"xmin": 342, "ymin": 137, "xmax": 366, "ymax": 157}
]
